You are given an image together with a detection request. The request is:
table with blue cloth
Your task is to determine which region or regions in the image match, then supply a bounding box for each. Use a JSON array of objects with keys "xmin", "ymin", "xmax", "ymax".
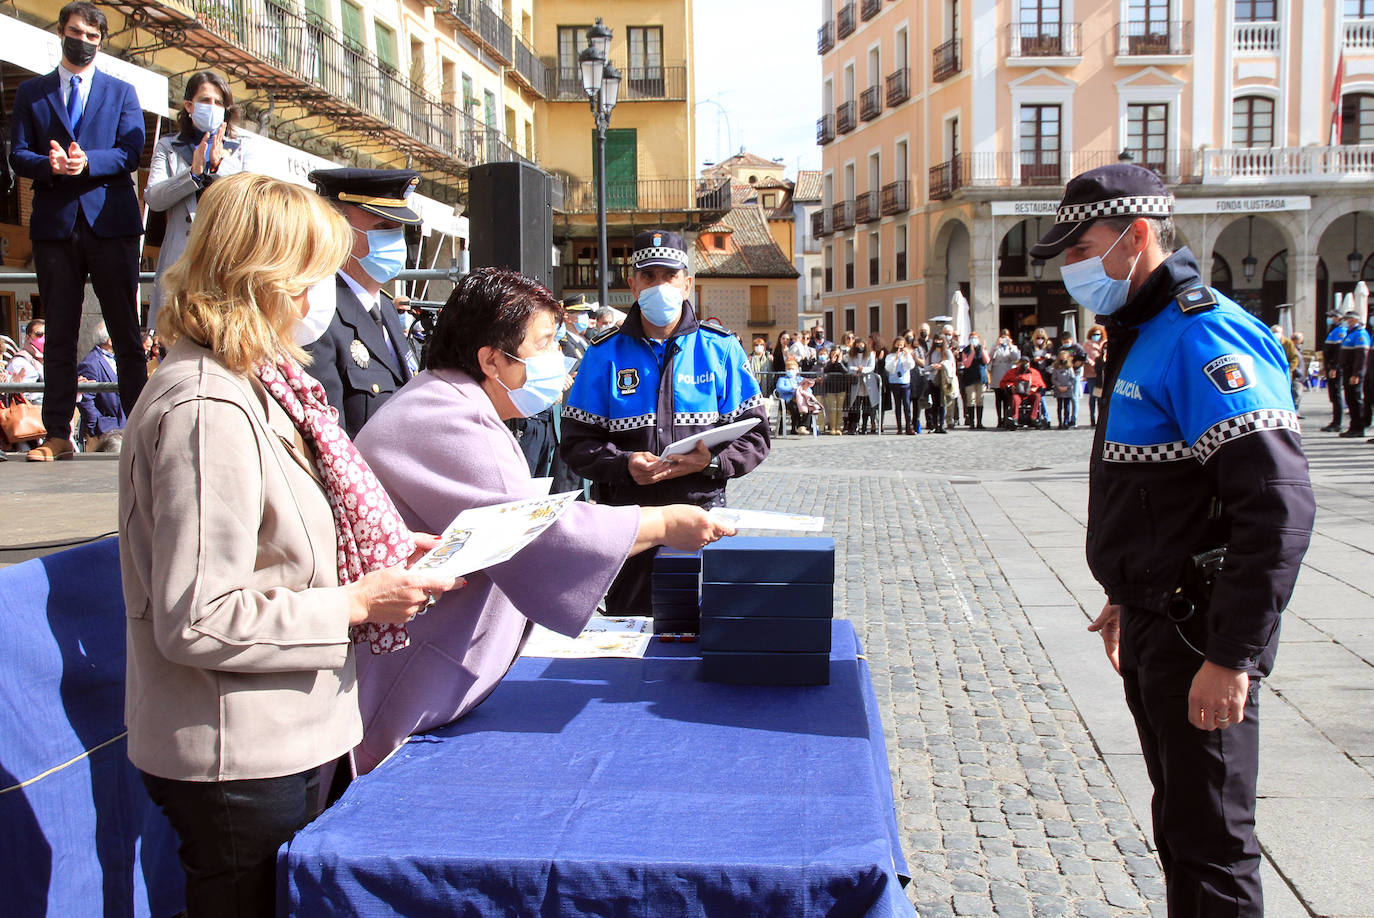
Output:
[{"xmin": 280, "ymin": 619, "xmax": 915, "ymax": 917}]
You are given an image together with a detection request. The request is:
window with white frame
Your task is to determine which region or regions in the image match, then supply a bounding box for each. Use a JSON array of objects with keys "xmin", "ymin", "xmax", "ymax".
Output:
[
  {"xmin": 1232, "ymin": 95, "xmax": 1275, "ymax": 147},
  {"xmin": 1127, "ymin": 103, "xmax": 1168, "ymax": 169}
]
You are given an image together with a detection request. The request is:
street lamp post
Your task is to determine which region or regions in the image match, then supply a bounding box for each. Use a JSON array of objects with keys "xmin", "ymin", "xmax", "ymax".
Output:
[{"xmin": 580, "ymin": 18, "xmax": 621, "ymax": 310}]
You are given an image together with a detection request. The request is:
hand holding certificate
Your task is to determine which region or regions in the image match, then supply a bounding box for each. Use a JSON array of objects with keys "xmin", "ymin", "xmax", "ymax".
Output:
[
  {"xmin": 708, "ymin": 507, "xmax": 826, "ymax": 532},
  {"xmin": 658, "ymin": 418, "xmax": 761, "ymax": 460},
  {"xmin": 410, "ymin": 491, "xmax": 580, "ymax": 578}
]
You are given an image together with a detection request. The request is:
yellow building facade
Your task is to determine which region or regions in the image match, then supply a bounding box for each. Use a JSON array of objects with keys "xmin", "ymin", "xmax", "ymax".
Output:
[{"xmin": 818, "ymin": 0, "xmax": 1374, "ymax": 347}]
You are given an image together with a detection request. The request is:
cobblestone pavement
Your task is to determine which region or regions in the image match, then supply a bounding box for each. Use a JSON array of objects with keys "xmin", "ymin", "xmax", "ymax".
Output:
[{"xmin": 731, "ymin": 427, "xmax": 1165, "ymax": 918}]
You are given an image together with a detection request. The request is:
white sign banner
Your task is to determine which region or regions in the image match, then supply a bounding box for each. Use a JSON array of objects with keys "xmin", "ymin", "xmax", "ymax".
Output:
[
  {"xmin": 0, "ymin": 15, "xmax": 168, "ymax": 114},
  {"xmin": 993, "ymin": 196, "xmax": 1312, "ymax": 217},
  {"xmin": 990, "ymin": 201, "xmax": 1059, "ymax": 216}
]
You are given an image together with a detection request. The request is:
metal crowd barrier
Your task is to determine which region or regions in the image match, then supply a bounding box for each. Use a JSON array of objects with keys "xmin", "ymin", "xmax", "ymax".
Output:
[{"xmin": 752, "ymin": 369, "xmax": 889, "ymax": 436}]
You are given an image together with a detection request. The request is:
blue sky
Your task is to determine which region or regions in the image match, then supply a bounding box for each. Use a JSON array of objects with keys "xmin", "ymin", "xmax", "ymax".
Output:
[{"xmin": 693, "ymin": 0, "xmax": 822, "ymax": 178}]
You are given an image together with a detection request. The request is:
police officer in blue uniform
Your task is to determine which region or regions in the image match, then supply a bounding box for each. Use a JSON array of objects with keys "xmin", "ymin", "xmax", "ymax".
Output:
[
  {"xmin": 1030, "ymin": 165, "xmax": 1315, "ymax": 918},
  {"xmin": 1339, "ymin": 296, "xmax": 1370, "ymax": 439},
  {"xmin": 304, "ymin": 167, "xmax": 421, "ymax": 437},
  {"xmin": 1321, "ymin": 306, "xmax": 1349, "ymax": 431},
  {"xmin": 561, "ymin": 230, "xmax": 771, "ymax": 614}
]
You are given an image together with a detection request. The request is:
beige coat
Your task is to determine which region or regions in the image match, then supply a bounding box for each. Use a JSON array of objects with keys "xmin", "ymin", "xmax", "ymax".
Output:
[{"xmin": 119, "ymin": 341, "xmax": 361, "ymax": 781}]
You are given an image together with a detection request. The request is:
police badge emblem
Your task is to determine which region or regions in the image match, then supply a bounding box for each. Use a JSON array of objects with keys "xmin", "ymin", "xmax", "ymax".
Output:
[
  {"xmin": 350, "ymin": 339, "xmax": 370, "ymax": 369},
  {"xmin": 617, "ymin": 368, "xmax": 639, "ymax": 394},
  {"xmin": 1203, "ymin": 354, "xmax": 1253, "ymax": 394}
]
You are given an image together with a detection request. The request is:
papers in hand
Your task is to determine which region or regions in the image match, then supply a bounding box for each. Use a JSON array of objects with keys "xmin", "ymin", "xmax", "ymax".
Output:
[
  {"xmin": 410, "ymin": 491, "xmax": 580, "ymax": 578},
  {"xmin": 659, "ymin": 418, "xmax": 761, "ymax": 460},
  {"xmin": 709, "ymin": 507, "xmax": 826, "ymax": 532}
]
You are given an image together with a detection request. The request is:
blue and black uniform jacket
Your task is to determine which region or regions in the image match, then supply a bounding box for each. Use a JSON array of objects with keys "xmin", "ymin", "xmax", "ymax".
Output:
[
  {"xmin": 1088, "ymin": 247, "xmax": 1315, "ymax": 674},
  {"xmin": 1339, "ymin": 324, "xmax": 1371, "ymax": 379},
  {"xmin": 1323, "ymin": 323, "xmax": 1349, "ymax": 381},
  {"xmin": 560, "ymin": 300, "xmax": 771, "ymax": 507}
]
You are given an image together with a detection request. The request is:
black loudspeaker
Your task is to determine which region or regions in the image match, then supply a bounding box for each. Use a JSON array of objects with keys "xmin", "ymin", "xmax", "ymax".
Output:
[{"xmin": 466, "ymin": 161, "xmax": 554, "ymax": 290}]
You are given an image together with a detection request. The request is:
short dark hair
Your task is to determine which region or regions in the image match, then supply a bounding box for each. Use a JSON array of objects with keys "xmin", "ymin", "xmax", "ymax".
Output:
[
  {"xmin": 425, "ymin": 267, "xmax": 560, "ymax": 378},
  {"xmin": 24, "ymin": 319, "xmax": 44, "ymax": 336},
  {"xmin": 1099, "ymin": 215, "xmax": 1175, "ymax": 254},
  {"xmin": 59, "ymin": 2, "xmax": 108, "ymax": 40},
  {"xmin": 177, "ymin": 71, "xmax": 239, "ymax": 138}
]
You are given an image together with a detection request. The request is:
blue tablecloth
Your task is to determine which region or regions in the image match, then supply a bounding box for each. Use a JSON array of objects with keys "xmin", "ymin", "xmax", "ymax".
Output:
[{"xmin": 281, "ymin": 619, "xmax": 914, "ymax": 917}]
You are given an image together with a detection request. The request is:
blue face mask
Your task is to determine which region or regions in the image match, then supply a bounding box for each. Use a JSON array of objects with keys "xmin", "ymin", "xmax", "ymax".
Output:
[
  {"xmin": 555, "ymin": 323, "xmax": 567, "ymax": 342},
  {"xmin": 638, "ymin": 282, "xmax": 684, "ymax": 327},
  {"xmin": 498, "ymin": 348, "xmax": 566, "ymax": 417},
  {"xmin": 1059, "ymin": 224, "xmax": 1143, "ymax": 317},
  {"xmin": 354, "ymin": 226, "xmax": 408, "ymax": 283},
  {"xmin": 573, "ymin": 314, "xmax": 590, "ymax": 333}
]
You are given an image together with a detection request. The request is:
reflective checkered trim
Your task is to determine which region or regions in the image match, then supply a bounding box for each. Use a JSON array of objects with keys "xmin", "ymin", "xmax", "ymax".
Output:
[
  {"xmin": 632, "ymin": 245, "xmax": 689, "ymax": 266},
  {"xmin": 1102, "ymin": 439, "xmax": 1193, "ymax": 463},
  {"xmin": 1191, "ymin": 409, "xmax": 1300, "ymax": 464},
  {"xmin": 675, "ymin": 411, "xmax": 721, "ymax": 426},
  {"xmin": 609, "ymin": 413, "xmax": 657, "ymax": 432},
  {"xmin": 721, "ymin": 393, "xmax": 765, "ymax": 423},
  {"xmin": 1056, "ymin": 195, "xmax": 1174, "ymax": 225},
  {"xmin": 563, "ymin": 405, "xmax": 609, "ymax": 428}
]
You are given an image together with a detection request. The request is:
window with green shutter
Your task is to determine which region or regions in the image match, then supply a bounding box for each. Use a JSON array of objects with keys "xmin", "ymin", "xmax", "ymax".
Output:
[
  {"xmin": 304, "ymin": 0, "xmax": 329, "ymax": 27},
  {"xmin": 340, "ymin": 0, "xmax": 364, "ymax": 53},
  {"xmin": 598, "ymin": 129, "xmax": 638, "ymax": 209},
  {"xmin": 375, "ymin": 22, "xmax": 398, "ymax": 72}
]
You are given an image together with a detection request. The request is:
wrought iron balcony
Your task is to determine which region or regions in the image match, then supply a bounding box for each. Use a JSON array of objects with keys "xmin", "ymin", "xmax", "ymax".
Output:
[
  {"xmin": 1007, "ymin": 22, "xmax": 1082, "ymax": 58},
  {"xmin": 543, "ymin": 60, "xmax": 688, "ymax": 102},
  {"xmin": 563, "ymin": 260, "xmax": 634, "ymax": 290},
  {"xmin": 933, "ymin": 38, "xmax": 961, "ymax": 81},
  {"xmin": 859, "ymin": 85, "xmax": 882, "ymax": 121},
  {"xmin": 512, "ymin": 35, "xmax": 546, "ymax": 96},
  {"xmin": 836, "ymin": 101, "xmax": 856, "ymax": 134},
  {"xmin": 817, "ymin": 114, "xmax": 836, "ymax": 145},
  {"xmin": 811, "ymin": 209, "xmax": 834, "ymax": 238},
  {"xmin": 855, "ymin": 191, "xmax": 879, "ymax": 224},
  {"xmin": 747, "ymin": 306, "xmax": 777, "ymax": 328},
  {"xmin": 861, "ymin": 0, "xmax": 881, "ymax": 21},
  {"xmin": 885, "ymin": 67, "xmax": 910, "ymax": 106},
  {"xmin": 837, "ymin": 3, "xmax": 856, "ymax": 39},
  {"xmin": 929, "ymin": 159, "xmax": 963, "ymax": 201},
  {"xmin": 434, "ymin": 0, "xmax": 513, "ymax": 63},
  {"xmin": 880, "ymin": 181, "xmax": 908, "ymax": 215},
  {"xmin": 818, "ymin": 21, "xmax": 834, "ymax": 54},
  {"xmin": 1117, "ymin": 20, "xmax": 1192, "ymax": 56},
  {"xmin": 832, "ymin": 200, "xmax": 856, "ymax": 232},
  {"xmin": 553, "ymin": 178, "xmax": 732, "ymax": 215}
]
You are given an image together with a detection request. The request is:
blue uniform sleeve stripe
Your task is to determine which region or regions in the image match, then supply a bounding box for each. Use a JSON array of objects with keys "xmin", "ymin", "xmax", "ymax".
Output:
[{"xmin": 1191, "ymin": 408, "xmax": 1301, "ymax": 464}]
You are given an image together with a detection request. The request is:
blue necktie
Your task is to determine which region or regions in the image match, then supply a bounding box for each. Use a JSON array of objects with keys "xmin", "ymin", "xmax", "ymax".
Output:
[{"xmin": 67, "ymin": 75, "xmax": 83, "ymax": 132}]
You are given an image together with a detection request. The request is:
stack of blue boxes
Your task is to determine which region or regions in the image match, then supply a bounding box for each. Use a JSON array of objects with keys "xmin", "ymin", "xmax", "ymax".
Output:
[
  {"xmin": 650, "ymin": 546, "xmax": 703, "ymax": 634},
  {"xmin": 698, "ymin": 536, "xmax": 835, "ymax": 685}
]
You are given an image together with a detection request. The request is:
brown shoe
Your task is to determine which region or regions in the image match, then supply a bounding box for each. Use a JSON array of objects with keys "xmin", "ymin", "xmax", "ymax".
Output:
[{"xmin": 27, "ymin": 437, "xmax": 75, "ymax": 461}]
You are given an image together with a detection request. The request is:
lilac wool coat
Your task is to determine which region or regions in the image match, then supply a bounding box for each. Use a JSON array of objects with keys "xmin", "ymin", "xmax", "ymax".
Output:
[{"xmin": 351, "ymin": 368, "xmax": 640, "ymax": 773}]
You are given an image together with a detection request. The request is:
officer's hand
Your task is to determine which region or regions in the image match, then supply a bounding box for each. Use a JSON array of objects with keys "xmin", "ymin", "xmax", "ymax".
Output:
[
  {"xmin": 1087, "ymin": 603, "xmax": 1122, "ymax": 675},
  {"xmin": 1328, "ymin": 370, "xmax": 1337, "ymax": 380},
  {"xmin": 628, "ymin": 451, "xmax": 671, "ymax": 485},
  {"xmin": 658, "ymin": 441, "xmax": 712, "ymax": 480},
  {"xmin": 662, "ymin": 505, "xmax": 735, "ymax": 551},
  {"xmin": 1189, "ymin": 661, "xmax": 1249, "ymax": 731},
  {"xmin": 1354, "ymin": 375, "xmax": 1363, "ymax": 387}
]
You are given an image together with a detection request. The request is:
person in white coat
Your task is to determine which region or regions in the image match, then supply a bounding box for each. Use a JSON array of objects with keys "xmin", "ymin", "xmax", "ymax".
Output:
[{"xmin": 144, "ymin": 71, "xmax": 255, "ymax": 329}]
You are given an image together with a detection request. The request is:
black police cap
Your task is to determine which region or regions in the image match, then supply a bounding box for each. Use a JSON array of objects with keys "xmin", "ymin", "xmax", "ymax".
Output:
[
  {"xmin": 562, "ymin": 293, "xmax": 598, "ymax": 312},
  {"xmin": 309, "ymin": 167, "xmax": 422, "ymax": 226},
  {"xmin": 631, "ymin": 230, "xmax": 689, "ymax": 271},
  {"xmin": 1029, "ymin": 164, "xmax": 1173, "ymax": 259}
]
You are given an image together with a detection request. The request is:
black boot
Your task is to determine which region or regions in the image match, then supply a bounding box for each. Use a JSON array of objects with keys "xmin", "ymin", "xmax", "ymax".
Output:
[{"xmin": 976, "ymin": 406, "xmax": 985, "ymax": 429}]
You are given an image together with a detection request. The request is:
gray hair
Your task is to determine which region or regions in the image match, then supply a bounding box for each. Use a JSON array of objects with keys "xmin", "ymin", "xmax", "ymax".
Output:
[
  {"xmin": 93, "ymin": 323, "xmax": 111, "ymax": 346},
  {"xmin": 594, "ymin": 306, "xmax": 615, "ymax": 322}
]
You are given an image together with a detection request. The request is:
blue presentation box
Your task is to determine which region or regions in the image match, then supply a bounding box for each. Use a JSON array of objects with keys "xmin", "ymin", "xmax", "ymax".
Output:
[
  {"xmin": 700, "ymin": 651, "xmax": 831, "ymax": 686},
  {"xmin": 701, "ymin": 537, "xmax": 835, "ymax": 585},
  {"xmin": 654, "ymin": 546, "xmax": 704, "ymax": 574},
  {"xmin": 650, "ymin": 585, "xmax": 701, "ymax": 606},
  {"xmin": 699, "ymin": 582, "xmax": 833, "ymax": 619},
  {"xmin": 653, "ymin": 616, "xmax": 699, "ymax": 634},
  {"xmin": 650, "ymin": 571, "xmax": 701, "ymax": 592},
  {"xmin": 699, "ymin": 617, "xmax": 833, "ymax": 653}
]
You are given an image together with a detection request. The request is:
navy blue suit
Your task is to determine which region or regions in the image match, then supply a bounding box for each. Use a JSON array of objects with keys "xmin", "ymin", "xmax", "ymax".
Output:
[
  {"xmin": 75, "ymin": 346, "xmax": 125, "ymax": 439},
  {"xmin": 9, "ymin": 66, "xmax": 147, "ymax": 440}
]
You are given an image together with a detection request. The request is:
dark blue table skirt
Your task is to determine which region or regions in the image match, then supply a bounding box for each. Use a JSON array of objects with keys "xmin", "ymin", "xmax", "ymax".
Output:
[{"xmin": 280, "ymin": 620, "xmax": 914, "ymax": 917}]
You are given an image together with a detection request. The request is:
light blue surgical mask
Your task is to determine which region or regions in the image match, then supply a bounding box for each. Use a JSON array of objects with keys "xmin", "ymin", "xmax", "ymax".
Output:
[
  {"xmin": 574, "ymin": 314, "xmax": 590, "ymax": 333},
  {"xmin": 191, "ymin": 101, "xmax": 225, "ymax": 135},
  {"xmin": 354, "ymin": 226, "xmax": 408, "ymax": 283},
  {"xmin": 1059, "ymin": 224, "xmax": 1143, "ymax": 317},
  {"xmin": 638, "ymin": 283, "xmax": 684, "ymax": 327},
  {"xmin": 498, "ymin": 348, "xmax": 566, "ymax": 417}
]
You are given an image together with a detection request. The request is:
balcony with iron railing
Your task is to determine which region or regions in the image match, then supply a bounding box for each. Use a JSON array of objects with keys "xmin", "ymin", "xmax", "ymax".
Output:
[
  {"xmin": 927, "ymin": 150, "xmax": 1215, "ymax": 195},
  {"xmin": 859, "ymin": 85, "xmax": 882, "ymax": 121},
  {"xmin": 855, "ymin": 191, "xmax": 879, "ymax": 224},
  {"xmin": 434, "ymin": 1, "xmax": 513, "ymax": 63},
  {"xmin": 543, "ymin": 60, "xmax": 688, "ymax": 102},
  {"xmin": 880, "ymin": 180, "xmax": 909, "ymax": 215},
  {"xmin": 1345, "ymin": 18, "xmax": 1374, "ymax": 49},
  {"xmin": 832, "ymin": 200, "xmax": 856, "ymax": 232},
  {"xmin": 1234, "ymin": 20, "xmax": 1280, "ymax": 53},
  {"xmin": 885, "ymin": 67, "xmax": 910, "ymax": 106},
  {"xmin": 818, "ymin": 21, "xmax": 835, "ymax": 54},
  {"xmin": 1007, "ymin": 22, "xmax": 1082, "ymax": 59},
  {"xmin": 455, "ymin": 110, "xmax": 536, "ymax": 168},
  {"xmin": 554, "ymin": 178, "xmax": 733, "ymax": 215},
  {"xmin": 802, "ymin": 232, "xmax": 824, "ymax": 254},
  {"xmin": 836, "ymin": 100, "xmax": 856, "ymax": 134},
  {"xmin": 861, "ymin": 0, "xmax": 881, "ymax": 21},
  {"xmin": 562, "ymin": 260, "xmax": 634, "ymax": 290},
  {"xmin": 933, "ymin": 38, "xmax": 961, "ymax": 81},
  {"xmin": 929, "ymin": 159, "xmax": 963, "ymax": 201},
  {"xmin": 812, "ymin": 209, "xmax": 834, "ymax": 238},
  {"xmin": 512, "ymin": 35, "xmax": 546, "ymax": 96},
  {"xmin": 1117, "ymin": 20, "xmax": 1192, "ymax": 57},
  {"xmin": 747, "ymin": 306, "xmax": 777, "ymax": 328},
  {"xmin": 837, "ymin": 3, "xmax": 856, "ymax": 39},
  {"xmin": 817, "ymin": 114, "xmax": 836, "ymax": 145}
]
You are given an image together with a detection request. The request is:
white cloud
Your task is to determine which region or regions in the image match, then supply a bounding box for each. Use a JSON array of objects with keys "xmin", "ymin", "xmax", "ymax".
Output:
[{"xmin": 693, "ymin": 0, "xmax": 822, "ymax": 178}]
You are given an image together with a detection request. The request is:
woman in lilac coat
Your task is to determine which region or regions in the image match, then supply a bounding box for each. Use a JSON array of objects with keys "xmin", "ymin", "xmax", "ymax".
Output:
[{"xmin": 352, "ymin": 268, "xmax": 733, "ymax": 773}]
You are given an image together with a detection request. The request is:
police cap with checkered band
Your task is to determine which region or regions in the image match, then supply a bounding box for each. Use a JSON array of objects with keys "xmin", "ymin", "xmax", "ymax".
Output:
[
  {"xmin": 631, "ymin": 229, "xmax": 689, "ymax": 271},
  {"xmin": 1029, "ymin": 164, "xmax": 1174, "ymax": 259}
]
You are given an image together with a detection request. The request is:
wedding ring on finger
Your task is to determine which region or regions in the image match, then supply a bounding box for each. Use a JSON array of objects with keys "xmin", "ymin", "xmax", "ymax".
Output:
[{"xmin": 1215, "ymin": 712, "xmax": 1231, "ymax": 723}]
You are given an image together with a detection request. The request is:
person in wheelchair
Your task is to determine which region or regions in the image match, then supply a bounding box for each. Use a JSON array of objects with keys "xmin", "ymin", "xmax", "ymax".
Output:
[{"xmin": 997, "ymin": 356, "xmax": 1048, "ymax": 430}]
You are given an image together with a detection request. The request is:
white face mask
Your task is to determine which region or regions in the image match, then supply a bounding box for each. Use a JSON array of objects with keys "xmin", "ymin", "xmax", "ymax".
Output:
[
  {"xmin": 1059, "ymin": 224, "xmax": 1144, "ymax": 317},
  {"xmin": 498, "ymin": 349, "xmax": 566, "ymax": 418},
  {"xmin": 191, "ymin": 101, "xmax": 225, "ymax": 135},
  {"xmin": 293, "ymin": 277, "xmax": 337, "ymax": 346}
]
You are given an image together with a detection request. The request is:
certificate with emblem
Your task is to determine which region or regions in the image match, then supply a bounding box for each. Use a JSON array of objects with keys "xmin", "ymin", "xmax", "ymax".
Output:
[
  {"xmin": 410, "ymin": 491, "xmax": 580, "ymax": 578},
  {"xmin": 659, "ymin": 418, "xmax": 761, "ymax": 460}
]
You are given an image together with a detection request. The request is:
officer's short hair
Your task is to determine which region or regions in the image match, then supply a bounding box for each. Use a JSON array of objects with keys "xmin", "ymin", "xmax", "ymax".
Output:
[
  {"xmin": 1099, "ymin": 215, "xmax": 1175, "ymax": 255},
  {"xmin": 594, "ymin": 306, "xmax": 615, "ymax": 322},
  {"xmin": 426, "ymin": 267, "xmax": 559, "ymax": 377}
]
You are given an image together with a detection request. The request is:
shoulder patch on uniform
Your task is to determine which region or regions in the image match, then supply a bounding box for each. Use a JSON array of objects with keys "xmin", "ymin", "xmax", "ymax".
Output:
[
  {"xmin": 589, "ymin": 326, "xmax": 620, "ymax": 345},
  {"xmin": 1202, "ymin": 354, "xmax": 1255, "ymax": 394},
  {"xmin": 698, "ymin": 318, "xmax": 731, "ymax": 336},
  {"xmin": 1176, "ymin": 285, "xmax": 1217, "ymax": 314}
]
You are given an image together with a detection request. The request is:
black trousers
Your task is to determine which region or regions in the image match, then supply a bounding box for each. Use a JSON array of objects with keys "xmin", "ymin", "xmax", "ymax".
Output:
[
  {"xmin": 1120, "ymin": 609, "xmax": 1263, "ymax": 918},
  {"xmin": 1344, "ymin": 379, "xmax": 1365, "ymax": 432},
  {"xmin": 1327, "ymin": 372, "xmax": 1344, "ymax": 426},
  {"xmin": 32, "ymin": 216, "xmax": 146, "ymax": 440},
  {"xmin": 141, "ymin": 768, "xmax": 323, "ymax": 918}
]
